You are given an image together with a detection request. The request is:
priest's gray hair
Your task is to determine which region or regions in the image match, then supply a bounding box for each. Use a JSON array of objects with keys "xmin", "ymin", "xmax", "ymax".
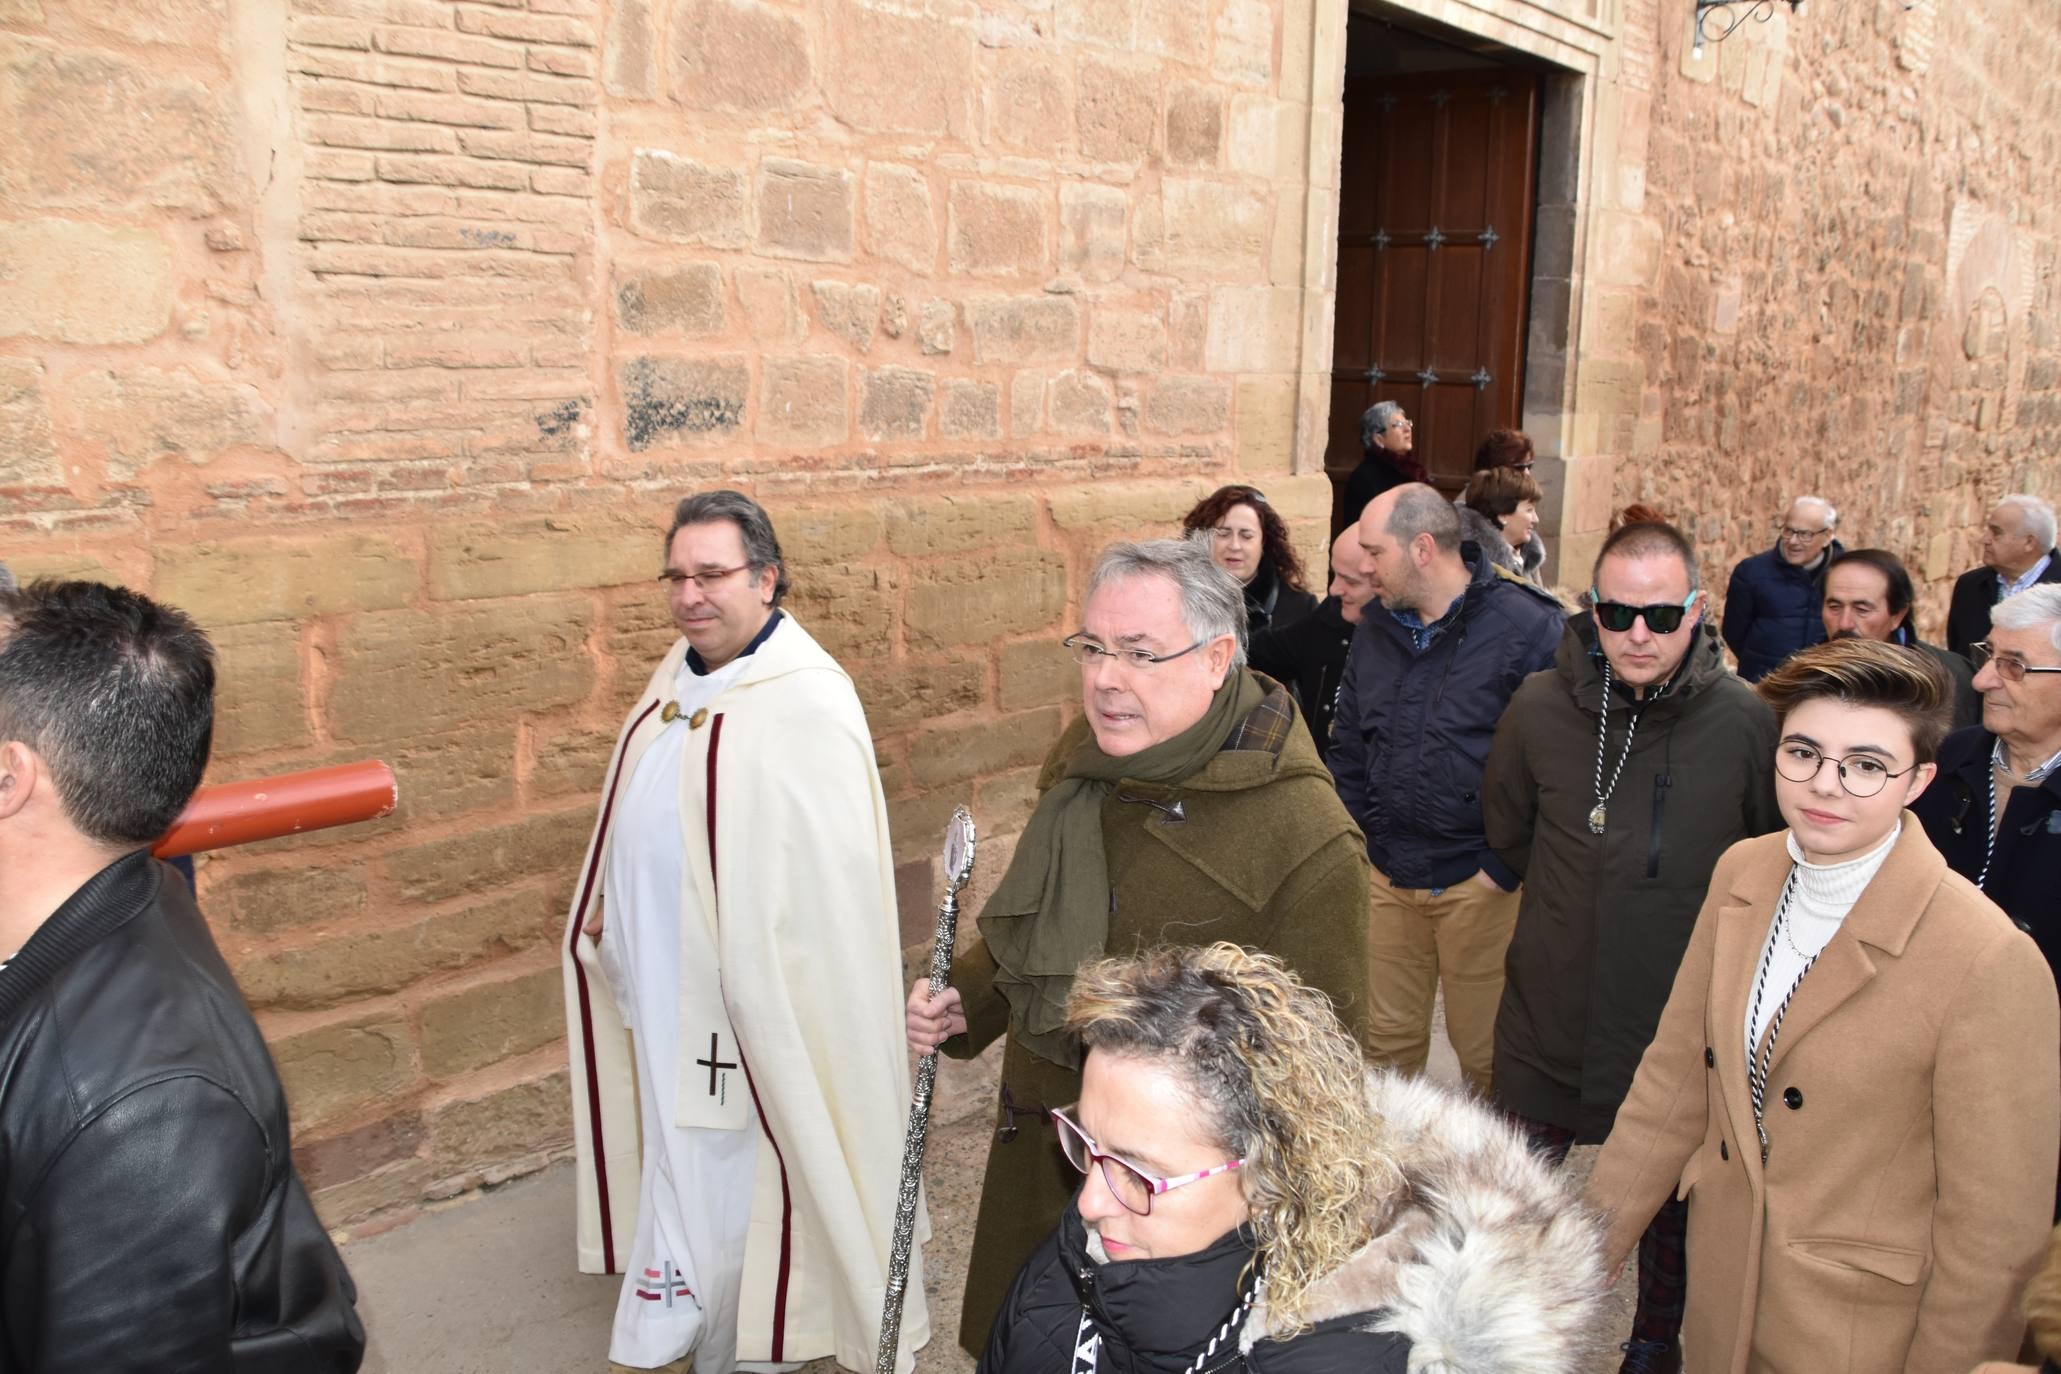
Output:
[
  {"xmin": 1997, "ymin": 493, "xmax": 2057, "ymax": 551},
  {"xmin": 1992, "ymin": 584, "xmax": 2061, "ymax": 656},
  {"xmin": 1087, "ymin": 537, "xmax": 1247, "ymax": 669},
  {"xmin": 1360, "ymin": 400, "xmax": 1403, "ymax": 450},
  {"xmin": 666, "ymin": 489, "xmax": 790, "ymax": 606}
]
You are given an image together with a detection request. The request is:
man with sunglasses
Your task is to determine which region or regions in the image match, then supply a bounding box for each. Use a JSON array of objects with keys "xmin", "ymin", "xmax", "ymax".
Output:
[
  {"xmin": 563, "ymin": 491, "xmax": 926, "ymax": 1373},
  {"xmin": 1485, "ymin": 519, "xmax": 1780, "ymax": 1374},
  {"xmin": 1915, "ymin": 584, "xmax": 2061, "ymax": 1000},
  {"xmin": 1719, "ymin": 495, "xmax": 1843, "ymax": 681}
]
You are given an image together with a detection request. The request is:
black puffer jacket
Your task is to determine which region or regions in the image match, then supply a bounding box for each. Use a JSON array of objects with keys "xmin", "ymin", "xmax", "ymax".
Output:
[
  {"xmin": 0, "ymin": 852, "xmax": 364, "ymax": 1373},
  {"xmin": 979, "ymin": 1072, "xmax": 1609, "ymax": 1374}
]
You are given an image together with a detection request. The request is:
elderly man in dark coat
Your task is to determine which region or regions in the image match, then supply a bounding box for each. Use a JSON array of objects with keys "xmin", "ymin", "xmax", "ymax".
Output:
[
  {"xmin": 1720, "ymin": 495, "xmax": 1843, "ymax": 681},
  {"xmin": 1484, "ymin": 519, "xmax": 1781, "ymax": 1374},
  {"xmin": 905, "ymin": 536, "xmax": 1372, "ymax": 1355}
]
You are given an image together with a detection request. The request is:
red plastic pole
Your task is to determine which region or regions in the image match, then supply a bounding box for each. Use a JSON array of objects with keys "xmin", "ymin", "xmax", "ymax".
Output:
[{"xmin": 153, "ymin": 761, "xmax": 399, "ymax": 858}]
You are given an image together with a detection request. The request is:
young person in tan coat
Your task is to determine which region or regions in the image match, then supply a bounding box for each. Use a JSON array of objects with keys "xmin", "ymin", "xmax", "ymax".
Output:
[{"xmin": 1587, "ymin": 638, "xmax": 2061, "ymax": 1374}]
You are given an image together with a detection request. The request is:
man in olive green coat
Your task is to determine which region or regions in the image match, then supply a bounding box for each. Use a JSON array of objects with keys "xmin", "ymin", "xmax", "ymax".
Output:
[{"xmin": 906, "ymin": 536, "xmax": 1372, "ymax": 1354}]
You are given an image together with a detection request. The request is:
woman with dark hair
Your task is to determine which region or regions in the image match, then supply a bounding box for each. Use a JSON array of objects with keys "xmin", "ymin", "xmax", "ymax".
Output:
[
  {"xmin": 1587, "ymin": 637, "xmax": 2059, "ymax": 1373},
  {"xmin": 979, "ymin": 942, "xmax": 1610, "ymax": 1374},
  {"xmin": 1459, "ymin": 465, "xmax": 1546, "ymax": 583},
  {"xmin": 1181, "ymin": 485, "xmax": 1318, "ymax": 636}
]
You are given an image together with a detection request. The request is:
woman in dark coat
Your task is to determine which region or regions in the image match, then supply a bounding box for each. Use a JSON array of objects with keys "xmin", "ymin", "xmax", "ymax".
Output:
[
  {"xmin": 979, "ymin": 944, "xmax": 1611, "ymax": 1374},
  {"xmin": 1181, "ymin": 485, "xmax": 1318, "ymax": 637}
]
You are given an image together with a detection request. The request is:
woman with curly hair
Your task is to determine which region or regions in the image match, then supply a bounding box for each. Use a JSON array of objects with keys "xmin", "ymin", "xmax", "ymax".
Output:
[
  {"xmin": 978, "ymin": 943, "xmax": 1610, "ymax": 1374},
  {"xmin": 1181, "ymin": 486, "xmax": 1319, "ymax": 636}
]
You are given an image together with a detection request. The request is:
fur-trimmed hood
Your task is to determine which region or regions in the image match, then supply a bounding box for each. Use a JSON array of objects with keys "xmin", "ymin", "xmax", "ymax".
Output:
[{"xmin": 1242, "ymin": 1070, "xmax": 1612, "ymax": 1374}]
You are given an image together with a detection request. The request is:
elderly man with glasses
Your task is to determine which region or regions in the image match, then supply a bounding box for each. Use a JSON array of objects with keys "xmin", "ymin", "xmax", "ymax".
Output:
[
  {"xmin": 1946, "ymin": 493, "xmax": 2061, "ymax": 658},
  {"xmin": 563, "ymin": 490, "xmax": 926, "ymax": 1373},
  {"xmin": 1483, "ymin": 519, "xmax": 1781, "ymax": 1374},
  {"xmin": 1719, "ymin": 495, "xmax": 1844, "ymax": 681},
  {"xmin": 904, "ymin": 536, "xmax": 1371, "ymax": 1355},
  {"xmin": 1915, "ymin": 584, "xmax": 2061, "ymax": 1001}
]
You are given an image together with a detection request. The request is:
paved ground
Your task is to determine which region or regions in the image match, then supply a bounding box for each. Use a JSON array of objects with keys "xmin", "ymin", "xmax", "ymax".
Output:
[{"xmin": 341, "ymin": 1000, "xmax": 1634, "ymax": 1373}]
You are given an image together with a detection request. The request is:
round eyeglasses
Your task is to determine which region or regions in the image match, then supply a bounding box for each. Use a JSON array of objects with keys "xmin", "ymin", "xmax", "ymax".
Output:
[
  {"xmin": 1773, "ymin": 743, "xmax": 1921, "ymax": 798},
  {"xmin": 1049, "ymin": 1108, "xmax": 1243, "ymax": 1217}
]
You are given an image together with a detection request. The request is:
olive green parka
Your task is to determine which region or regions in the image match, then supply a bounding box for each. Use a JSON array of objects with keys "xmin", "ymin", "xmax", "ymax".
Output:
[{"xmin": 940, "ymin": 678, "xmax": 1371, "ymax": 1353}]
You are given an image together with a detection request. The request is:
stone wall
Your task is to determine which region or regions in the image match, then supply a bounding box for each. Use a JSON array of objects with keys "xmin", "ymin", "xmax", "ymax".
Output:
[
  {"xmin": 1601, "ymin": 0, "xmax": 2061, "ymax": 633},
  {"xmin": 0, "ymin": 0, "xmax": 1335, "ymax": 1225},
  {"xmin": 3, "ymin": 0, "xmax": 2057, "ymax": 1228}
]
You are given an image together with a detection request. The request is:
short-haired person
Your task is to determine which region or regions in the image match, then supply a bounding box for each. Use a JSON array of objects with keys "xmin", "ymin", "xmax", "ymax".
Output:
[
  {"xmin": 1587, "ymin": 638, "xmax": 2060, "ymax": 1374},
  {"xmin": 977, "ymin": 943, "xmax": 1611, "ymax": 1374},
  {"xmin": 1247, "ymin": 527, "xmax": 1374, "ymax": 762},
  {"xmin": 1720, "ymin": 495, "xmax": 1843, "ymax": 681},
  {"xmin": 1332, "ymin": 484, "xmax": 1566, "ymax": 1091},
  {"xmin": 1948, "ymin": 494, "xmax": 2061, "ymax": 657},
  {"xmin": 1821, "ymin": 547, "xmax": 1981, "ymax": 728},
  {"xmin": 1339, "ymin": 401, "xmax": 1424, "ymax": 526},
  {"xmin": 1458, "ymin": 463, "xmax": 1546, "ymax": 583},
  {"xmin": 1181, "ymin": 485, "xmax": 1318, "ymax": 636},
  {"xmin": 907, "ymin": 538, "xmax": 1372, "ymax": 1353},
  {"xmin": 1485, "ymin": 520, "xmax": 1780, "ymax": 1374},
  {"xmin": 1914, "ymin": 585, "xmax": 2061, "ymax": 1005},
  {"xmin": 1472, "ymin": 427, "xmax": 1549, "ymax": 577},
  {"xmin": 0, "ymin": 580, "xmax": 365, "ymax": 1370}
]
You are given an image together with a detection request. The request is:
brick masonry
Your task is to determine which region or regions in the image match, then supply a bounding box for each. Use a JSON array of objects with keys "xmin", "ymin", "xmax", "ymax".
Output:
[{"xmin": 0, "ymin": 0, "xmax": 2056, "ymax": 1228}]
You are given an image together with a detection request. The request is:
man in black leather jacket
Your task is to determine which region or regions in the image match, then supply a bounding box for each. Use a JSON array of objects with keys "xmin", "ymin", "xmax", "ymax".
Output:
[{"xmin": 0, "ymin": 579, "xmax": 364, "ymax": 1373}]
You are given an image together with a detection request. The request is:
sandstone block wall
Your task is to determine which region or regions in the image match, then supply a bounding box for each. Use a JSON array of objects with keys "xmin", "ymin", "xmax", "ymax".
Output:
[
  {"xmin": 1594, "ymin": 0, "xmax": 2061, "ymax": 629},
  {"xmin": 0, "ymin": 0, "xmax": 1334, "ymax": 1225}
]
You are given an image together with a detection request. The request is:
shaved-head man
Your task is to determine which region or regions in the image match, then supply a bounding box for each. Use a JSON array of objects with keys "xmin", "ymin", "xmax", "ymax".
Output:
[
  {"xmin": 1330, "ymin": 483, "xmax": 1565, "ymax": 1091},
  {"xmin": 1247, "ymin": 528, "xmax": 1375, "ymax": 762}
]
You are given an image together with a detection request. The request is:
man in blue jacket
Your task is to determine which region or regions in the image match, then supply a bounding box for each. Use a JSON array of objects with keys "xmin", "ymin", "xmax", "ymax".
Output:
[
  {"xmin": 1719, "ymin": 494, "xmax": 1843, "ymax": 680},
  {"xmin": 1331, "ymin": 484, "xmax": 1565, "ymax": 1092}
]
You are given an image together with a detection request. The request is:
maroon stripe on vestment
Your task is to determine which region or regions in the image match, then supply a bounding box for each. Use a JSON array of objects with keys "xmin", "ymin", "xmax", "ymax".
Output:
[
  {"xmin": 567, "ymin": 696, "xmax": 661, "ymax": 1274},
  {"xmin": 705, "ymin": 714, "xmax": 796, "ymax": 1359}
]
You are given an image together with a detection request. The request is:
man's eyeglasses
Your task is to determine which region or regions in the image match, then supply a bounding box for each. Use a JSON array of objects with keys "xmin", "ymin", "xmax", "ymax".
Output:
[
  {"xmin": 1773, "ymin": 743, "xmax": 1921, "ymax": 798},
  {"xmin": 1063, "ymin": 633, "xmax": 1213, "ymax": 670},
  {"xmin": 659, "ymin": 564, "xmax": 753, "ymax": 591},
  {"xmin": 1778, "ymin": 525, "xmax": 1832, "ymax": 542},
  {"xmin": 1971, "ymin": 642, "xmax": 2061, "ymax": 683},
  {"xmin": 1049, "ymin": 1108, "xmax": 1243, "ymax": 1217},
  {"xmin": 1590, "ymin": 591, "xmax": 1700, "ymax": 634}
]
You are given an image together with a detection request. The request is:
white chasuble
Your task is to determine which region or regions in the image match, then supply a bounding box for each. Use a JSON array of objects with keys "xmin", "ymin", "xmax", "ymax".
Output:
[
  {"xmin": 599, "ymin": 653, "xmax": 761, "ymax": 1370},
  {"xmin": 561, "ymin": 613, "xmax": 930, "ymax": 1374}
]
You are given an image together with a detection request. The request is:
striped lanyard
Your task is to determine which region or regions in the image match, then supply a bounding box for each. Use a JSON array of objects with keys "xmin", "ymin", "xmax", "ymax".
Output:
[
  {"xmin": 1746, "ymin": 870, "xmax": 1814, "ymax": 1166},
  {"xmin": 1980, "ymin": 739, "xmax": 2061, "ymax": 889},
  {"xmin": 1072, "ymin": 1275, "xmax": 1261, "ymax": 1374}
]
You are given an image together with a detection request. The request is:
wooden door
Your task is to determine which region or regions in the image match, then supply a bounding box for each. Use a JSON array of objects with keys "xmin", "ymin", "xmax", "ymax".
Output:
[{"xmin": 1328, "ymin": 69, "xmax": 1540, "ymax": 530}]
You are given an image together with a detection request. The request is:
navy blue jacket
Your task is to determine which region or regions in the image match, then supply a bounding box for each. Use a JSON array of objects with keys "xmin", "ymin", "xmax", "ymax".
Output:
[
  {"xmin": 1332, "ymin": 546, "xmax": 1565, "ymax": 889},
  {"xmin": 1720, "ymin": 541, "xmax": 1842, "ymax": 681},
  {"xmin": 1911, "ymin": 725, "xmax": 2061, "ymax": 980}
]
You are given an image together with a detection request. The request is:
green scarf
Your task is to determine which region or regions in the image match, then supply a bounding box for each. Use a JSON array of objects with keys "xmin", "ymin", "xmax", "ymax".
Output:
[{"xmin": 980, "ymin": 669, "xmax": 1266, "ymax": 1068}]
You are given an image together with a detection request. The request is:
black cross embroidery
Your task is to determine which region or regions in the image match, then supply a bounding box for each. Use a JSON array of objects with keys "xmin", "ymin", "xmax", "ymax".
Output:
[{"xmin": 695, "ymin": 1033, "xmax": 738, "ymax": 1097}]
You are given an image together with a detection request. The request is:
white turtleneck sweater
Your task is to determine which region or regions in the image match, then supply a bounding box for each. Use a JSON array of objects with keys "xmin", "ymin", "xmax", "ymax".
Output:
[{"xmin": 1746, "ymin": 822, "xmax": 1901, "ymax": 1062}]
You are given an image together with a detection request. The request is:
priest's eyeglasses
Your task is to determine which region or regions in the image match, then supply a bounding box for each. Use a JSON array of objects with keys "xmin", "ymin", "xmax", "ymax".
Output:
[
  {"xmin": 1970, "ymin": 642, "xmax": 2061, "ymax": 683},
  {"xmin": 1063, "ymin": 634, "xmax": 1210, "ymax": 670},
  {"xmin": 658, "ymin": 564, "xmax": 753, "ymax": 591},
  {"xmin": 1773, "ymin": 743, "xmax": 1920, "ymax": 798},
  {"xmin": 1049, "ymin": 1107, "xmax": 1244, "ymax": 1216}
]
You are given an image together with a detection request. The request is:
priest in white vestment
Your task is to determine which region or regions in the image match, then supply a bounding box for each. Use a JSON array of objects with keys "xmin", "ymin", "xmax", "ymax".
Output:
[{"xmin": 561, "ymin": 491, "xmax": 928, "ymax": 1373}]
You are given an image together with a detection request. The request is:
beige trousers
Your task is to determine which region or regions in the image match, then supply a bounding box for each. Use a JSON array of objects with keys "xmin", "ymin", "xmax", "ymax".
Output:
[{"xmin": 1363, "ymin": 873, "xmax": 1521, "ymax": 1094}]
